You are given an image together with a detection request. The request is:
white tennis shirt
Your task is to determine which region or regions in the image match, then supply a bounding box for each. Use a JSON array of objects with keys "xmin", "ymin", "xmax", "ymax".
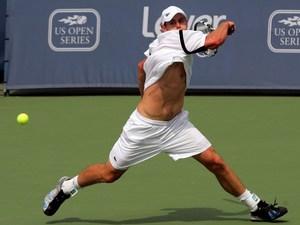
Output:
[{"xmin": 143, "ymin": 30, "xmax": 207, "ymax": 90}]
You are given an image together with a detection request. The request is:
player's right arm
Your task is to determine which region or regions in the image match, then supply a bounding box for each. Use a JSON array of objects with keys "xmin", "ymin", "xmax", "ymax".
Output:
[
  {"xmin": 137, "ymin": 59, "xmax": 146, "ymax": 97},
  {"xmin": 204, "ymin": 20, "xmax": 235, "ymax": 49}
]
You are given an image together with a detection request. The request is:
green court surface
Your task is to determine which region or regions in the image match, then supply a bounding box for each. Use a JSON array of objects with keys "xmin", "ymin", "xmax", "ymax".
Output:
[{"xmin": 0, "ymin": 95, "xmax": 298, "ymax": 225}]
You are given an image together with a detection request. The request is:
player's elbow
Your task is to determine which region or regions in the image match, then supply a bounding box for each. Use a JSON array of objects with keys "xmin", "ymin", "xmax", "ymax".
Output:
[
  {"xmin": 205, "ymin": 35, "xmax": 225, "ymax": 49},
  {"xmin": 213, "ymin": 38, "xmax": 225, "ymax": 47}
]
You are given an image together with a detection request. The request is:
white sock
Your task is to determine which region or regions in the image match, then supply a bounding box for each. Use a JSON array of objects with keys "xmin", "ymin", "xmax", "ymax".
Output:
[
  {"xmin": 61, "ymin": 175, "xmax": 80, "ymax": 196},
  {"xmin": 238, "ymin": 189, "xmax": 261, "ymax": 212}
]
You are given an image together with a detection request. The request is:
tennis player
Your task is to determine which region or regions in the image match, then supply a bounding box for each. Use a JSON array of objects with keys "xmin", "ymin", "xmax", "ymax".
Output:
[{"xmin": 43, "ymin": 6, "xmax": 287, "ymax": 221}]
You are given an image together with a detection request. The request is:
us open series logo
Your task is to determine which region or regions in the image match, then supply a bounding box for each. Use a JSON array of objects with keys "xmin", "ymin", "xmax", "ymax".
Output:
[
  {"xmin": 268, "ymin": 10, "xmax": 300, "ymax": 53},
  {"xmin": 48, "ymin": 8, "xmax": 100, "ymax": 52}
]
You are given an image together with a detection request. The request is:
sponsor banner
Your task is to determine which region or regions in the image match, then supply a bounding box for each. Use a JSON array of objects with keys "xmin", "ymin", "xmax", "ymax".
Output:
[
  {"xmin": 142, "ymin": 6, "xmax": 227, "ymax": 38},
  {"xmin": 4, "ymin": 0, "xmax": 300, "ymax": 92},
  {"xmin": 268, "ymin": 10, "xmax": 300, "ymax": 53},
  {"xmin": 48, "ymin": 8, "xmax": 100, "ymax": 52}
]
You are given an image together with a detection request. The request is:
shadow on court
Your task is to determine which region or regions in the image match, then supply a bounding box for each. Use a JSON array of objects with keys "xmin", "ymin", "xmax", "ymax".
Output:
[{"xmin": 46, "ymin": 207, "xmax": 251, "ymax": 224}]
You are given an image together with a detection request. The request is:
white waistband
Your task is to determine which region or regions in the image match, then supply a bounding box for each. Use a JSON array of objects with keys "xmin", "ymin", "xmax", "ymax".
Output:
[{"xmin": 133, "ymin": 109, "xmax": 186, "ymax": 126}]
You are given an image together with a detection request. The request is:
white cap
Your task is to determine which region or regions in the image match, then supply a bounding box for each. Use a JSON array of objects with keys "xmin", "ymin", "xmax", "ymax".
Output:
[{"xmin": 160, "ymin": 6, "xmax": 187, "ymax": 24}]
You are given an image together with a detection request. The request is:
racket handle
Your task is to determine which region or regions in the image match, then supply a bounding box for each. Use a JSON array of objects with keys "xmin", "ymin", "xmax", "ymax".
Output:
[{"xmin": 228, "ymin": 25, "xmax": 235, "ymax": 35}]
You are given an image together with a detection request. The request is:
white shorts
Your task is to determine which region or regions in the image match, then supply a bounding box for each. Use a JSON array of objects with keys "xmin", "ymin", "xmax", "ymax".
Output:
[{"xmin": 109, "ymin": 109, "xmax": 211, "ymax": 170}]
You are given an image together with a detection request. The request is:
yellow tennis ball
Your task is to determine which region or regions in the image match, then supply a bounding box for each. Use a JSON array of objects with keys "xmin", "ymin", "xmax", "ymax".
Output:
[{"xmin": 17, "ymin": 113, "xmax": 29, "ymax": 125}]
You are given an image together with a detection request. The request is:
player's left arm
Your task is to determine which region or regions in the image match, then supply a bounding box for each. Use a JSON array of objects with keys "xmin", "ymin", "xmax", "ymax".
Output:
[{"xmin": 137, "ymin": 59, "xmax": 146, "ymax": 97}]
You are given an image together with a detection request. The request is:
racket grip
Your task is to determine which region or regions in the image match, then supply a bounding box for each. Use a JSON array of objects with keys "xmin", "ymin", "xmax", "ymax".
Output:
[{"xmin": 228, "ymin": 25, "xmax": 235, "ymax": 35}]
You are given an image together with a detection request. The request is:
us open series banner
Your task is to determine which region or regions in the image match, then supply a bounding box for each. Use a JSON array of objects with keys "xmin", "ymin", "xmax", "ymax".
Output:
[{"xmin": 4, "ymin": 0, "xmax": 300, "ymax": 92}]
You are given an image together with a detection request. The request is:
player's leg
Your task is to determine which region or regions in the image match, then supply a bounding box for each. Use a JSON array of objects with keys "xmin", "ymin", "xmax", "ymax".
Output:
[
  {"xmin": 42, "ymin": 161, "xmax": 125, "ymax": 216},
  {"xmin": 163, "ymin": 112, "xmax": 287, "ymax": 221},
  {"xmin": 193, "ymin": 146, "xmax": 245, "ymax": 197},
  {"xmin": 193, "ymin": 147, "xmax": 287, "ymax": 221},
  {"xmin": 42, "ymin": 109, "xmax": 162, "ymax": 216},
  {"xmin": 77, "ymin": 161, "xmax": 126, "ymax": 186}
]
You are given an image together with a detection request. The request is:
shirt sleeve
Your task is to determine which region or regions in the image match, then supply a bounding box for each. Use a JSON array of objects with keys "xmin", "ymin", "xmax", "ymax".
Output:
[{"xmin": 180, "ymin": 30, "xmax": 207, "ymax": 53}]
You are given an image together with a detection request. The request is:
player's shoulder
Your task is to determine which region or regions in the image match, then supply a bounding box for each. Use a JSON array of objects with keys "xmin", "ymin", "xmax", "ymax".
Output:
[
  {"xmin": 162, "ymin": 30, "xmax": 204, "ymax": 40},
  {"xmin": 159, "ymin": 29, "xmax": 196, "ymax": 36}
]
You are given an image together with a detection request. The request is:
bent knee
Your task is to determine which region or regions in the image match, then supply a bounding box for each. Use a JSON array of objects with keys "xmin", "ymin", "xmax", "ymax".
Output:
[
  {"xmin": 102, "ymin": 171, "xmax": 122, "ymax": 183},
  {"xmin": 205, "ymin": 157, "xmax": 227, "ymax": 174},
  {"xmin": 101, "ymin": 163, "xmax": 125, "ymax": 183},
  {"xmin": 194, "ymin": 148, "xmax": 228, "ymax": 173}
]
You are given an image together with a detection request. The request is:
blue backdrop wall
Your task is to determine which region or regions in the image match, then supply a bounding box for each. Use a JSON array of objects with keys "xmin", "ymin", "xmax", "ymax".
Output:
[
  {"xmin": 0, "ymin": 0, "xmax": 6, "ymax": 77},
  {"xmin": 3, "ymin": 0, "xmax": 300, "ymax": 92}
]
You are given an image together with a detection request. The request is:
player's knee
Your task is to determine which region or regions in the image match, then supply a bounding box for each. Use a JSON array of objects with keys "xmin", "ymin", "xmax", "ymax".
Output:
[
  {"xmin": 102, "ymin": 171, "xmax": 121, "ymax": 183},
  {"xmin": 101, "ymin": 166, "xmax": 124, "ymax": 183},
  {"xmin": 91, "ymin": 164, "xmax": 123, "ymax": 183},
  {"xmin": 206, "ymin": 156, "xmax": 227, "ymax": 174},
  {"xmin": 195, "ymin": 148, "xmax": 228, "ymax": 174}
]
